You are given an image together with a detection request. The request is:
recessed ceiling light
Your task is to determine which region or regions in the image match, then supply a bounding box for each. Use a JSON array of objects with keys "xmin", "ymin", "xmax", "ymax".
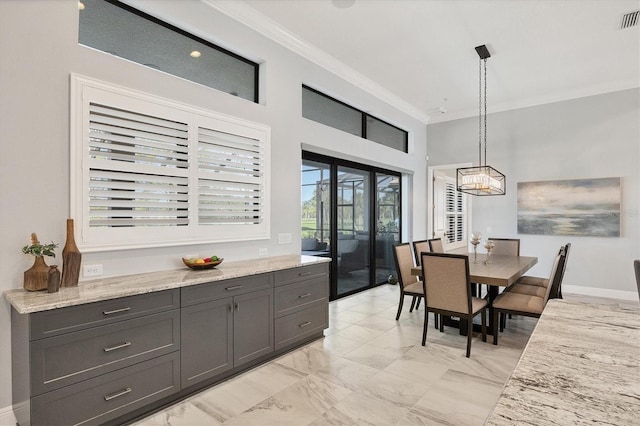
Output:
[
  {"xmin": 190, "ymin": 50, "xmax": 201, "ymax": 58},
  {"xmin": 78, "ymin": 1, "xmax": 85, "ymax": 10}
]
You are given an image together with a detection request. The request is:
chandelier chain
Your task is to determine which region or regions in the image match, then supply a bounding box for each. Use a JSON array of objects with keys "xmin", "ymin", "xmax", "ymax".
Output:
[
  {"xmin": 479, "ymin": 57, "xmax": 482, "ymax": 167},
  {"xmin": 484, "ymin": 57, "xmax": 487, "ymax": 167}
]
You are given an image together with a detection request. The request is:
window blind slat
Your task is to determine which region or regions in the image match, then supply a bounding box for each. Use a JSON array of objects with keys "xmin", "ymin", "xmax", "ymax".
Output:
[{"xmin": 90, "ymin": 104, "xmax": 189, "ymax": 132}]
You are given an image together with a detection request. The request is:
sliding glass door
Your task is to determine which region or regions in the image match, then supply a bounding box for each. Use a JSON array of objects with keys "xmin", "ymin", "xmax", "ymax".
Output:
[
  {"xmin": 336, "ymin": 166, "xmax": 370, "ymax": 296},
  {"xmin": 302, "ymin": 152, "xmax": 401, "ymax": 300}
]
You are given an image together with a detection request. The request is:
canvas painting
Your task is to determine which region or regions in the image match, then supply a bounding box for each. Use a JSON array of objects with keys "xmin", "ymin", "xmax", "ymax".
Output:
[{"xmin": 517, "ymin": 177, "xmax": 621, "ymax": 237}]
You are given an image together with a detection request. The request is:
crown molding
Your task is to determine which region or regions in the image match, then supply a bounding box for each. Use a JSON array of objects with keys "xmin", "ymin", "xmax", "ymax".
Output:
[{"xmin": 201, "ymin": 0, "xmax": 431, "ymax": 124}]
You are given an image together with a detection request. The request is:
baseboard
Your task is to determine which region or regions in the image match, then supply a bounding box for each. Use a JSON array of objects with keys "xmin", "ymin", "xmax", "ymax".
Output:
[
  {"xmin": 563, "ymin": 285, "xmax": 638, "ymax": 301},
  {"xmin": 0, "ymin": 404, "xmax": 17, "ymax": 426}
]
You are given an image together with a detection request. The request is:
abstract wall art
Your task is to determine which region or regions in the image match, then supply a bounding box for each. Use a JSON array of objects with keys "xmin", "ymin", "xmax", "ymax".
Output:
[{"xmin": 517, "ymin": 177, "xmax": 621, "ymax": 237}]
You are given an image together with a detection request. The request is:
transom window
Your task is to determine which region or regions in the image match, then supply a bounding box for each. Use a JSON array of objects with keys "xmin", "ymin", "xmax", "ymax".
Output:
[
  {"xmin": 302, "ymin": 85, "xmax": 408, "ymax": 153},
  {"xmin": 79, "ymin": 0, "xmax": 259, "ymax": 102}
]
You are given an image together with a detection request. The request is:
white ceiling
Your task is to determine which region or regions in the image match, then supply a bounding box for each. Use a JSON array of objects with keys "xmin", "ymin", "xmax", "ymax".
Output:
[{"xmin": 214, "ymin": 0, "xmax": 640, "ymax": 124}]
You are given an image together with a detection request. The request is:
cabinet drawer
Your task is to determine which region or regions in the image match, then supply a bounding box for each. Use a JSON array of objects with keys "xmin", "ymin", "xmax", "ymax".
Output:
[
  {"xmin": 274, "ymin": 304, "xmax": 328, "ymax": 350},
  {"xmin": 31, "ymin": 352, "xmax": 180, "ymax": 426},
  {"xmin": 181, "ymin": 274, "xmax": 271, "ymax": 307},
  {"xmin": 30, "ymin": 289, "xmax": 179, "ymax": 340},
  {"xmin": 274, "ymin": 263, "xmax": 328, "ymax": 287},
  {"xmin": 274, "ymin": 276, "xmax": 328, "ymax": 318},
  {"xmin": 31, "ymin": 309, "xmax": 180, "ymax": 396}
]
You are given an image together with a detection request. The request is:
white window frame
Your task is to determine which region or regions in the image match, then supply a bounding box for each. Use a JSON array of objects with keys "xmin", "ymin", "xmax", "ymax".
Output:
[{"xmin": 70, "ymin": 74, "xmax": 270, "ymax": 252}]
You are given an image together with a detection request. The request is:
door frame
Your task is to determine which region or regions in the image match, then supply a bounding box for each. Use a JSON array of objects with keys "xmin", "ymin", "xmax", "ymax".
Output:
[{"xmin": 427, "ymin": 163, "xmax": 472, "ymax": 250}]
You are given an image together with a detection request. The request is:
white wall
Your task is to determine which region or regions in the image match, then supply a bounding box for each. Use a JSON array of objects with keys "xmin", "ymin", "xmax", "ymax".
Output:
[
  {"xmin": 427, "ymin": 89, "xmax": 640, "ymax": 299},
  {"xmin": 0, "ymin": 0, "xmax": 428, "ymax": 414}
]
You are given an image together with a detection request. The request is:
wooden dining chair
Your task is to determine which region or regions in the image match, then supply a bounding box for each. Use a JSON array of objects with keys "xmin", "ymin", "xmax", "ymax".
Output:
[
  {"xmin": 488, "ymin": 238, "xmax": 520, "ymax": 256},
  {"xmin": 492, "ymin": 247, "xmax": 563, "ymax": 345},
  {"xmin": 412, "ymin": 240, "xmax": 439, "ymax": 329},
  {"xmin": 392, "ymin": 243, "xmax": 424, "ymax": 320},
  {"xmin": 412, "ymin": 240, "xmax": 431, "ymax": 266},
  {"xmin": 427, "ymin": 238, "xmax": 444, "ymax": 253},
  {"xmin": 420, "ymin": 252, "xmax": 487, "ymax": 358},
  {"xmin": 510, "ymin": 243, "xmax": 570, "ymax": 300},
  {"xmin": 486, "ymin": 238, "xmax": 520, "ymax": 328}
]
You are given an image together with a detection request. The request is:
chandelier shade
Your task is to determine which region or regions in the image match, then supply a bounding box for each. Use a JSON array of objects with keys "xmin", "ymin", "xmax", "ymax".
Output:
[
  {"xmin": 456, "ymin": 165, "xmax": 505, "ymax": 196},
  {"xmin": 457, "ymin": 44, "xmax": 506, "ymax": 196}
]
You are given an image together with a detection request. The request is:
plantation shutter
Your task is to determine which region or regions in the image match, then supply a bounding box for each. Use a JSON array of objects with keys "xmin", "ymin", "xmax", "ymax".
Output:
[
  {"xmin": 197, "ymin": 127, "xmax": 263, "ymax": 225},
  {"xmin": 87, "ymin": 103, "xmax": 190, "ymax": 228},
  {"xmin": 72, "ymin": 74, "xmax": 270, "ymax": 251},
  {"xmin": 445, "ymin": 180, "xmax": 465, "ymax": 244}
]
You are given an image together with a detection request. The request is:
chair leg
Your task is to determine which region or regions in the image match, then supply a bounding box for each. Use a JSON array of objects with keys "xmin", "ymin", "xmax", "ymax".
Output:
[
  {"xmin": 492, "ymin": 309, "xmax": 499, "ymax": 345},
  {"xmin": 409, "ymin": 296, "xmax": 417, "ymax": 312},
  {"xmin": 434, "ymin": 313, "xmax": 439, "ymax": 329},
  {"xmin": 466, "ymin": 318, "xmax": 472, "ymax": 358},
  {"xmin": 481, "ymin": 309, "xmax": 487, "ymax": 342},
  {"xmin": 500, "ymin": 313, "xmax": 506, "ymax": 332},
  {"xmin": 415, "ymin": 298, "xmax": 421, "ymax": 310},
  {"xmin": 422, "ymin": 309, "xmax": 429, "ymax": 346},
  {"xmin": 395, "ymin": 293, "xmax": 404, "ymax": 321},
  {"xmin": 439, "ymin": 316, "xmax": 444, "ymax": 332}
]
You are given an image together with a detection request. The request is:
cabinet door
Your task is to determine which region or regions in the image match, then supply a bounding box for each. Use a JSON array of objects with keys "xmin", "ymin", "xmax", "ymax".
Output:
[
  {"xmin": 233, "ymin": 288, "xmax": 274, "ymax": 367},
  {"xmin": 181, "ymin": 297, "xmax": 233, "ymax": 388}
]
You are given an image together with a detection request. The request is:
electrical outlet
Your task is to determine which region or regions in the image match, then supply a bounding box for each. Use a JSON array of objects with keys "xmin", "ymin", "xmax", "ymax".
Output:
[
  {"xmin": 278, "ymin": 233, "xmax": 292, "ymax": 244},
  {"xmin": 83, "ymin": 264, "xmax": 103, "ymax": 277},
  {"xmin": 258, "ymin": 248, "xmax": 268, "ymax": 257}
]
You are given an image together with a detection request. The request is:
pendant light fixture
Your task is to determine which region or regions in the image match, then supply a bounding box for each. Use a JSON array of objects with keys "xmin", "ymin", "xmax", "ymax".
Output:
[{"xmin": 456, "ymin": 45, "xmax": 506, "ymax": 196}]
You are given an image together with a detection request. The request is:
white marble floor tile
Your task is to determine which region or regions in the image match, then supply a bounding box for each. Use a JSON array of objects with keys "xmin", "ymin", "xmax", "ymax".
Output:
[
  {"xmin": 342, "ymin": 342, "xmax": 405, "ymax": 369},
  {"xmin": 311, "ymin": 389, "xmax": 410, "ymax": 426},
  {"xmin": 132, "ymin": 400, "xmax": 222, "ymax": 426},
  {"xmin": 411, "ymin": 369, "xmax": 506, "ymax": 426},
  {"xmin": 355, "ymin": 314, "xmax": 401, "ymax": 332},
  {"xmin": 331, "ymin": 323, "xmax": 387, "ymax": 343},
  {"xmin": 311, "ymin": 356, "xmax": 383, "ymax": 392},
  {"xmin": 360, "ymin": 370, "xmax": 432, "ymax": 409},
  {"xmin": 309, "ymin": 330, "xmax": 366, "ymax": 355}
]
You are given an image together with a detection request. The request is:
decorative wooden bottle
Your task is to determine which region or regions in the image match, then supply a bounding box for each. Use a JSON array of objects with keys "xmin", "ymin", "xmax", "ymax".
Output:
[
  {"xmin": 48, "ymin": 265, "xmax": 61, "ymax": 293},
  {"xmin": 61, "ymin": 219, "xmax": 81, "ymax": 287},
  {"xmin": 24, "ymin": 256, "xmax": 50, "ymax": 291}
]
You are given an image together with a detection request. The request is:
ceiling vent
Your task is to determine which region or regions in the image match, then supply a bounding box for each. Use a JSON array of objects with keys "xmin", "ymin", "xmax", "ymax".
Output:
[{"xmin": 620, "ymin": 10, "xmax": 639, "ymax": 29}]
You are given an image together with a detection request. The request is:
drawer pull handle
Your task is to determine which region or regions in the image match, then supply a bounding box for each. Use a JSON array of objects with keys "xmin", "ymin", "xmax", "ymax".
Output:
[
  {"xmin": 298, "ymin": 293, "xmax": 312, "ymax": 299},
  {"xmin": 226, "ymin": 285, "xmax": 243, "ymax": 291},
  {"xmin": 235, "ymin": 302, "xmax": 240, "ymax": 312},
  {"xmin": 298, "ymin": 321, "xmax": 312, "ymax": 328},
  {"xmin": 298, "ymin": 272, "xmax": 312, "ymax": 277},
  {"xmin": 104, "ymin": 342, "xmax": 131, "ymax": 352},
  {"xmin": 103, "ymin": 307, "xmax": 131, "ymax": 316},
  {"xmin": 104, "ymin": 387, "xmax": 132, "ymax": 401}
]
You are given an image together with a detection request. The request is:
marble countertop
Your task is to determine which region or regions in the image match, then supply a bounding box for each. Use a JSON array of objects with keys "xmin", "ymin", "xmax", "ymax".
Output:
[
  {"xmin": 4, "ymin": 255, "xmax": 330, "ymax": 314},
  {"xmin": 486, "ymin": 299, "xmax": 640, "ymax": 425}
]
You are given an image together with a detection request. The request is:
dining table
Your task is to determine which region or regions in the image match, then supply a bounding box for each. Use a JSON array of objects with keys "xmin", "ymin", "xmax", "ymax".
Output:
[{"xmin": 411, "ymin": 252, "xmax": 538, "ymax": 335}]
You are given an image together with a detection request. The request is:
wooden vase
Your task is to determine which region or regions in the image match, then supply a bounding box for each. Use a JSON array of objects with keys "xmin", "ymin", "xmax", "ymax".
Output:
[
  {"xmin": 24, "ymin": 256, "xmax": 49, "ymax": 291},
  {"xmin": 61, "ymin": 219, "xmax": 82, "ymax": 287}
]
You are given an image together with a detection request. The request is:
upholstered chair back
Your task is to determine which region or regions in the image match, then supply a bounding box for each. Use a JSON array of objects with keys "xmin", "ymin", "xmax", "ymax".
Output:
[
  {"xmin": 489, "ymin": 238, "xmax": 520, "ymax": 256},
  {"xmin": 393, "ymin": 243, "xmax": 419, "ymax": 291},
  {"xmin": 421, "ymin": 253, "xmax": 470, "ymax": 315}
]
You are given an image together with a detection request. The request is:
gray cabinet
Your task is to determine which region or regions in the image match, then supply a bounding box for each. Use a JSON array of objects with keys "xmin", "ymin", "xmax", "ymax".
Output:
[
  {"xmin": 274, "ymin": 263, "xmax": 329, "ymax": 350},
  {"xmin": 11, "ymin": 261, "xmax": 329, "ymax": 425},
  {"xmin": 181, "ymin": 298, "xmax": 233, "ymax": 388},
  {"xmin": 180, "ymin": 274, "xmax": 273, "ymax": 389},
  {"xmin": 12, "ymin": 289, "xmax": 181, "ymax": 426}
]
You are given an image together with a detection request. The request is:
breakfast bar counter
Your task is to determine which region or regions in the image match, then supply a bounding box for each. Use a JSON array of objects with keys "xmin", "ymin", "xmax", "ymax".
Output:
[{"xmin": 486, "ymin": 299, "xmax": 640, "ymax": 425}]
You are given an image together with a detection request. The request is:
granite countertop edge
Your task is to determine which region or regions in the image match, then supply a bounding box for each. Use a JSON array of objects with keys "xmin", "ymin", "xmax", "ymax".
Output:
[{"xmin": 4, "ymin": 255, "xmax": 330, "ymax": 314}]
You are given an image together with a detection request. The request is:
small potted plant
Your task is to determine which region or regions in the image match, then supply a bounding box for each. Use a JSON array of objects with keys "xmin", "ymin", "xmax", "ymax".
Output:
[{"xmin": 22, "ymin": 233, "xmax": 58, "ymax": 291}]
